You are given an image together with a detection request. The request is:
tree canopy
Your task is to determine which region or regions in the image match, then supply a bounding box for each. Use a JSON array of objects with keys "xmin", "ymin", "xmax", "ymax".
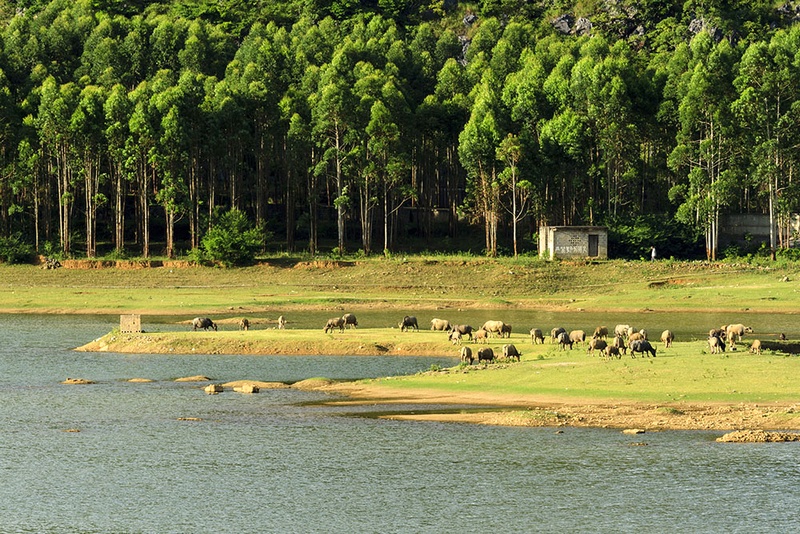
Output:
[{"xmin": 1, "ymin": 0, "xmax": 800, "ymax": 261}]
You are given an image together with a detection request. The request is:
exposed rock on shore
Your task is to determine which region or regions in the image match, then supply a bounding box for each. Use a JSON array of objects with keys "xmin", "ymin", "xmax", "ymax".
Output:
[
  {"xmin": 716, "ymin": 430, "xmax": 800, "ymax": 443},
  {"xmin": 175, "ymin": 375, "xmax": 212, "ymax": 382},
  {"xmin": 62, "ymin": 377, "xmax": 95, "ymax": 385}
]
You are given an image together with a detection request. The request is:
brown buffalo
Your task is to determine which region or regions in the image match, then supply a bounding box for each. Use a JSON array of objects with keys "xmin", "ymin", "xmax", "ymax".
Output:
[
  {"xmin": 324, "ymin": 317, "xmax": 345, "ymax": 333},
  {"xmin": 530, "ymin": 328, "xmax": 545, "ymax": 344}
]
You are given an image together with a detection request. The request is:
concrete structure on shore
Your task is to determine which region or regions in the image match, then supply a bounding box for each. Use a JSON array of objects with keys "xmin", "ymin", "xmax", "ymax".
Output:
[{"xmin": 539, "ymin": 226, "xmax": 608, "ymax": 260}]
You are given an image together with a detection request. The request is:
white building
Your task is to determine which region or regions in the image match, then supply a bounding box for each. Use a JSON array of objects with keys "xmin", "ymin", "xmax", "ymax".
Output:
[{"xmin": 539, "ymin": 226, "xmax": 608, "ymax": 260}]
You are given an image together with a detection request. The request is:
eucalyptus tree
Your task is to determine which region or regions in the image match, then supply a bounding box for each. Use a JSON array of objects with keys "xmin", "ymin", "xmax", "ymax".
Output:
[
  {"xmin": 539, "ymin": 48, "xmax": 589, "ymax": 225},
  {"xmin": 502, "ymin": 48, "xmax": 548, "ymax": 227},
  {"xmin": 353, "ymin": 60, "xmax": 412, "ymax": 255},
  {"xmin": 127, "ymin": 79, "xmax": 157, "ymax": 257},
  {"xmin": 36, "ymin": 76, "xmax": 79, "ymax": 255},
  {"xmin": 148, "ymin": 69, "xmax": 212, "ymax": 258},
  {"xmin": 311, "ymin": 39, "xmax": 360, "ymax": 254},
  {"xmin": 570, "ymin": 39, "xmax": 641, "ymax": 219},
  {"xmin": 77, "ymin": 13, "xmax": 129, "ymax": 87},
  {"xmin": 70, "ymin": 83, "xmax": 108, "ymax": 258},
  {"xmin": 225, "ymin": 22, "xmax": 287, "ymax": 228},
  {"xmin": 0, "ymin": 64, "xmax": 20, "ymax": 237},
  {"xmin": 496, "ymin": 133, "xmax": 531, "ymax": 257},
  {"xmin": 148, "ymin": 15, "xmax": 187, "ymax": 75},
  {"xmin": 733, "ymin": 27, "xmax": 800, "ymax": 256},
  {"xmin": 459, "ymin": 72, "xmax": 502, "ymax": 256},
  {"xmin": 423, "ymin": 56, "xmax": 471, "ymax": 237},
  {"xmin": 667, "ymin": 32, "xmax": 739, "ymax": 260},
  {"xmin": 104, "ymin": 83, "xmax": 132, "ymax": 253},
  {"xmin": 280, "ymin": 17, "xmax": 338, "ymax": 254}
]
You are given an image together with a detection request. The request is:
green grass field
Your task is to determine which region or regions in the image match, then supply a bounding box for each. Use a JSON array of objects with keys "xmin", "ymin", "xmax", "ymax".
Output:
[{"xmin": 3, "ymin": 257, "xmax": 800, "ymax": 314}]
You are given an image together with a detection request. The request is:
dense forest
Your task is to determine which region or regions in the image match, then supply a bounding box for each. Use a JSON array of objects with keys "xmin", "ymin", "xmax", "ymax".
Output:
[{"xmin": 1, "ymin": 0, "xmax": 800, "ymax": 262}]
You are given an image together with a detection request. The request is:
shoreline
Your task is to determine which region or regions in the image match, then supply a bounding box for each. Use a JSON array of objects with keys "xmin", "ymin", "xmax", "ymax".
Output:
[
  {"xmin": 75, "ymin": 330, "xmax": 800, "ymax": 432},
  {"xmin": 316, "ymin": 381, "xmax": 800, "ymax": 432}
]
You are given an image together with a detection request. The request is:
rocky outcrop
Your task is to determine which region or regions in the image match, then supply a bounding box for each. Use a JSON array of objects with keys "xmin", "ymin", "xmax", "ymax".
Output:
[
  {"xmin": 717, "ymin": 430, "xmax": 800, "ymax": 443},
  {"xmin": 552, "ymin": 14, "xmax": 574, "ymax": 34},
  {"xmin": 175, "ymin": 375, "xmax": 212, "ymax": 382},
  {"xmin": 62, "ymin": 378, "xmax": 95, "ymax": 385}
]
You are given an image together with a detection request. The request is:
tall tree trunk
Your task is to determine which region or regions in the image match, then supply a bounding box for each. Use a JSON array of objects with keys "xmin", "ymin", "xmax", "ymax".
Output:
[
  {"xmin": 113, "ymin": 163, "xmax": 125, "ymax": 254},
  {"xmin": 335, "ymin": 124, "xmax": 345, "ymax": 254}
]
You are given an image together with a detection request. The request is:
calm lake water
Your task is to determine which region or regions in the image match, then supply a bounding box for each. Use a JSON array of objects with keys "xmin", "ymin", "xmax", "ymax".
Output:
[{"xmin": 2, "ymin": 313, "xmax": 800, "ymax": 532}]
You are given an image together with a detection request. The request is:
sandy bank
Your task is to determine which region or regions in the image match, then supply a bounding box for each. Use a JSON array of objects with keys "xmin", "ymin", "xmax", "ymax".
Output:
[{"xmin": 316, "ymin": 381, "xmax": 800, "ymax": 432}]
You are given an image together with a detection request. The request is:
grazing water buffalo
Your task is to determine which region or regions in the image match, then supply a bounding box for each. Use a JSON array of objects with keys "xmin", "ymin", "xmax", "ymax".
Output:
[
  {"xmin": 551, "ymin": 327, "xmax": 567, "ymax": 343},
  {"xmin": 324, "ymin": 317, "xmax": 345, "ymax": 333},
  {"xmin": 611, "ymin": 335, "xmax": 627, "ymax": 356},
  {"xmin": 500, "ymin": 323, "xmax": 512, "ymax": 338},
  {"xmin": 477, "ymin": 347, "xmax": 495, "ymax": 363},
  {"xmin": 449, "ymin": 330, "xmax": 462, "ymax": 345},
  {"xmin": 474, "ymin": 329, "xmax": 489, "ymax": 343},
  {"xmin": 342, "ymin": 313, "xmax": 358, "ymax": 329},
  {"xmin": 452, "ymin": 325, "xmax": 474, "ymax": 340},
  {"xmin": 569, "ymin": 330, "xmax": 586, "ymax": 344},
  {"xmin": 588, "ymin": 337, "xmax": 607, "ymax": 355},
  {"xmin": 482, "ymin": 320, "xmax": 506, "ymax": 337},
  {"xmin": 399, "ymin": 315, "xmax": 419, "ymax": 331},
  {"xmin": 605, "ymin": 345, "xmax": 621, "ymax": 359},
  {"xmin": 660, "ymin": 330, "xmax": 674, "ymax": 348},
  {"xmin": 709, "ymin": 328, "xmax": 726, "ymax": 340},
  {"xmin": 192, "ymin": 317, "xmax": 217, "ymax": 331},
  {"xmin": 593, "ymin": 326, "xmax": 608, "ymax": 339},
  {"xmin": 557, "ymin": 331, "xmax": 573, "ymax": 350},
  {"xmin": 502, "ymin": 344, "xmax": 520, "ymax": 362},
  {"xmin": 725, "ymin": 323, "xmax": 752, "ymax": 347},
  {"xmin": 708, "ymin": 335, "xmax": 725, "ymax": 354},
  {"xmin": 530, "ymin": 328, "xmax": 545, "ymax": 344},
  {"xmin": 460, "ymin": 346, "xmax": 474, "ymax": 365},
  {"xmin": 239, "ymin": 318, "xmax": 250, "ymax": 331},
  {"xmin": 614, "ymin": 324, "xmax": 633, "ymax": 338},
  {"xmin": 629, "ymin": 339, "xmax": 656, "ymax": 358},
  {"xmin": 627, "ymin": 332, "xmax": 645, "ymax": 343},
  {"xmin": 430, "ymin": 318, "xmax": 452, "ymax": 331},
  {"xmin": 750, "ymin": 339, "xmax": 762, "ymax": 355}
]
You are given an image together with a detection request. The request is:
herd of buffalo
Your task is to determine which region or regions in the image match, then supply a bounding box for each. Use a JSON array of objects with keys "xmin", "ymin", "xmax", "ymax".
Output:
[{"xmin": 191, "ymin": 313, "xmax": 762, "ymax": 363}]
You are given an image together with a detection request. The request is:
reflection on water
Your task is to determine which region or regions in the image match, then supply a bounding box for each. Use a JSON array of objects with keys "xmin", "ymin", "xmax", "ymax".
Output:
[{"xmin": 1, "ymin": 314, "xmax": 799, "ymax": 532}]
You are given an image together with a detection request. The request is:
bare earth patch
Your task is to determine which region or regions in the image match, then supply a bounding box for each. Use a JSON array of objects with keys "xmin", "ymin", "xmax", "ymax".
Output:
[{"xmin": 316, "ymin": 381, "xmax": 800, "ymax": 431}]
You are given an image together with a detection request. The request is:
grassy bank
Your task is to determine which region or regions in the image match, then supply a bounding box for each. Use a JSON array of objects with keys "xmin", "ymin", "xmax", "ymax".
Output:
[{"xmin": 2, "ymin": 256, "xmax": 800, "ymax": 314}]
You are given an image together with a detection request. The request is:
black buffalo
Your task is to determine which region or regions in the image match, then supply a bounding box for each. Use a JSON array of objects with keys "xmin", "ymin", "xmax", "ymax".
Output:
[
  {"xmin": 192, "ymin": 317, "xmax": 217, "ymax": 331},
  {"xmin": 399, "ymin": 315, "xmax": 419, "ymax": 331},
  {"xmin": 477, "ymin": 347, "xmax": 495, "ymax": 363},
  {"xmin": 629, "ymin": 339, "xmax": 657, "ymax": 358}
]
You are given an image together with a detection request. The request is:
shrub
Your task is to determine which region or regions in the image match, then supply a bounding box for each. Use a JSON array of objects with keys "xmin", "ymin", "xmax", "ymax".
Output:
[
  {"xmin": 197, "ymin": 209, "xmax": 268, "ymax": 267},
  {"xmin": 0, "ymin": 233, "xmax": 34, "ymax": 264}
]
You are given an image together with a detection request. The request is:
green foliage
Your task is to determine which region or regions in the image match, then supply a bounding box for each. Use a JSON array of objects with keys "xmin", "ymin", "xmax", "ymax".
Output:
[
  {"xmin": 605, "ymin": 214, "xmax": 703, "ymax": 260},
  {"xmin": 0, "ymin": 233, "xmax": 34, "ymax": 264},
  {"xmin": 3, "ymin": 0, "xmax": 800, "ymax": 263},
  {"xmin": 197, "ymin": 209, "xmax": 268, "ymax": 267}
]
